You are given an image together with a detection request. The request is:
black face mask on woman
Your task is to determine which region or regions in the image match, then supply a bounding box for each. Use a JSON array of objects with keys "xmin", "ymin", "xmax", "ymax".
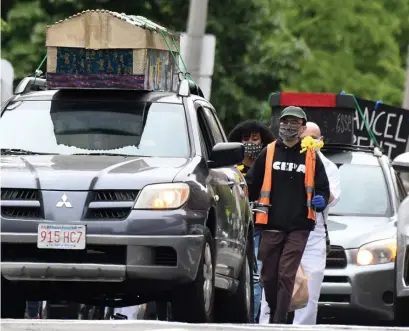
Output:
[{"xmin": 243, "ymin": 142, "xmax": 263, "ymax": 159}]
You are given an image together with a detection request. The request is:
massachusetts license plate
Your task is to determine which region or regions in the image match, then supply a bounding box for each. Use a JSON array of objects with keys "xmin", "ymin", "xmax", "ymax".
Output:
[{"xmin": 37, "ymin": 224, "xmax": 86, "ymax": 250}]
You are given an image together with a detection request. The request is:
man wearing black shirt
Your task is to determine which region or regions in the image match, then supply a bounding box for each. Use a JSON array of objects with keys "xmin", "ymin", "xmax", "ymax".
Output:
[{"xmin": 246, "ymin": 106, "xmax": 330, "ymax": 324}]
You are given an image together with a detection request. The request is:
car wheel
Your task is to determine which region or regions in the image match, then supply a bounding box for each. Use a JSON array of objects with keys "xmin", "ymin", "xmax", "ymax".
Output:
[
  {"xmin": 0, "ymin": 278, "xmax": 26, "ymax": 318},
  {"xmin": 171, "ymin": 228, "xmax": 215, "ymax": 323},
  {"xmin": 215, "ymin": 233, "xmax": 254, "ymax": 323},
  {"xmin": 395, "ymin": 296, "xmax": 409, "ymax": 326}
]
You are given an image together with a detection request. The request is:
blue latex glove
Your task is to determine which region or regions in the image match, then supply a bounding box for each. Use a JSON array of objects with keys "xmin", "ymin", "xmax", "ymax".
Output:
[{"xmin": 311, "ymin": 195, "xmax": 325, "ymax": 209}]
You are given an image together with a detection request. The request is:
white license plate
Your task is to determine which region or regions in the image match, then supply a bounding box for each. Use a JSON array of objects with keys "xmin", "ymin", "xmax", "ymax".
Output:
[{"xmin": 37, "ymin": 224, "xmax": 86, "ymax": 250}]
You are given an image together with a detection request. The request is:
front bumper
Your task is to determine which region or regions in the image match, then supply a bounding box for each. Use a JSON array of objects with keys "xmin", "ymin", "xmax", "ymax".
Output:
[
  {"xmin": 1, "ymin": 208, "xmax": 208, "ymax": 283},
  {"xmin": 319, "ymin": 249, "xmax": 394, "ymax": 320},
  {"xmin": 1, "ymin": 233, "xmax": 205, "ymax": 283}
]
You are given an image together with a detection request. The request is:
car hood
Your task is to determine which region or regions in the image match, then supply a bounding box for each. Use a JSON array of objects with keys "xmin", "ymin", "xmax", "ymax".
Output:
[
  {"xmin": 1, "ymin": 155, "xmax": 189, "ymax": 190},
  {"xmin": 327, "ymin": 215, "xmax": 396, "ymax": 249}
]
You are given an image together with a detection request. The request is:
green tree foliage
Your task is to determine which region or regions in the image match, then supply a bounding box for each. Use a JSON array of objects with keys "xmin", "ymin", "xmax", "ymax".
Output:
[
  {"xmin": 282, "ymin": 0, "xmax": 409, "ymax": 106},
  {"xmin": 1, "ymin": 0, "xmax": 408, "ymax": 131}
]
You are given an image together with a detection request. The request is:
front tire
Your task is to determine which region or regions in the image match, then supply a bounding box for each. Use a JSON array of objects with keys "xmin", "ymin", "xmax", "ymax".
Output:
[
  {"xmin": 1, "ymin": 278, "xmax": 26, "ymax": 319},
  {"xmin": 171, "ymin": 228, "xmax": 215, "ymax": 323},
  {"xmin": 395, "ymin": 295, "xmax": 409, "ymax": 326}
]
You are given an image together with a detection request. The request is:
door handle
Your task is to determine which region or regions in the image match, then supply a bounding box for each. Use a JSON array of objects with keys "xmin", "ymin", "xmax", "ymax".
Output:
[{"xmin": 239, "ymin": 182, "xmax": 247, "ymax": 187}]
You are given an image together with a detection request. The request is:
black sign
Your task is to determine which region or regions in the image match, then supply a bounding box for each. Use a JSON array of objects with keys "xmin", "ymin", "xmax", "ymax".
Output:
[
  {"xmin": 354, "ymin": 98, "xmax": 409, "ymax": 160},
  {"xmin": 269, "ymin": 93, "xmax": 356, "ymax": 145},
  {"xmin": 270, "ymin": 106, "xmax": 355, "ymax": 145}
]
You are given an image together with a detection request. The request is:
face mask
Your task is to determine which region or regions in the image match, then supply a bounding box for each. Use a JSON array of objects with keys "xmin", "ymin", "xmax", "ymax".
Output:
[
  {"xmin": 243, "ymin": 142, "xmax": 263, "ymax": 159},
  {"xmin": 279, "ymin": 123, "xmax": 300, "ymax": 141}
]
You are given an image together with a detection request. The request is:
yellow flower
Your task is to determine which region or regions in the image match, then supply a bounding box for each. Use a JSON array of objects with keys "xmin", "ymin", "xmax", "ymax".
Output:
[{"xmin": 300, "ymin": 136, "xmax": 324, "ymax": 153}]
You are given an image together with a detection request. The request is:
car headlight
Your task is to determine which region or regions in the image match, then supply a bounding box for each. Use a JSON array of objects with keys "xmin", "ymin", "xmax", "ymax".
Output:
[
  {"xmin": 356, "ymin": 238, "xmax": 397, "ymax": 266},
  {"xmin": 133, "ymin": 183, "xmax": 190, "ymax": 210}
]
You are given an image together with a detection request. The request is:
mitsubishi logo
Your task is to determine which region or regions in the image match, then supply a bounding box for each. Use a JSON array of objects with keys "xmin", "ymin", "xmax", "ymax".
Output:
[{"xmin": 56, "ymin": 194, "xmax": 72, "ymax": 208}]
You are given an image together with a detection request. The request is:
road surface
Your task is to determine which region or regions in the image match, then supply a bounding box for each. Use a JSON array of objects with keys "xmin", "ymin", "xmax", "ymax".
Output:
[{"xmin": 1, "ymin": 320, "xmax": 408, "ymax": 331}]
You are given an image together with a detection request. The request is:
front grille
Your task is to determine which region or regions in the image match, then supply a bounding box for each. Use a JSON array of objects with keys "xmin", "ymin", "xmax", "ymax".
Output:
[
  {"xmin": 1, "ymin": 188, "xmax": 42, "ymax": 219},
  {"xmin": 154, "ymin": 247, "xmax": 177, "ymax": 266},
  {"xmin": 1, "ymin": 188, "xmax": 39, "ymax": 200},
  {"xmin": 94, "ymin": 190, "xmax": 138, "ymax": 201},
  {"xmin": 85, "ymin": 190, "xmax": 138, "ymax": 220},
  {"xmin": 319, "ymin": 294, "xmax": 350, "ymax": 303},
  {"xmin": 1, "ymin": 243, "xmax": 127, "ymax": 265},
  {"xmin": 1, "ymin": 207, "xmax": 41, "ymax": 218},
  {"xmin": 87, "ymin": 208, "xmax": 130, "ymax": 219},
  {"xmin": 326, "ymin": 245, "xmax": 347, "ymax": 269},
  {"xmin": 323, "ymin": 276, "xmax": 349, "ymax": 283}
]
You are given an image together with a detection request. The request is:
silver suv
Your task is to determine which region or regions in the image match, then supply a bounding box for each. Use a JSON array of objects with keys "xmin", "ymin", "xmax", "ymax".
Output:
[
  {"xmin": 392, "ymin": 152, "xmax": 409, "ymax": 326},
  {"xmin": 0, "ymin": 77, "xmax": 253, "ymax": 323},
  {"xmin": 318, "ymin": 145, "xmax": 407, "ymax": 323}
]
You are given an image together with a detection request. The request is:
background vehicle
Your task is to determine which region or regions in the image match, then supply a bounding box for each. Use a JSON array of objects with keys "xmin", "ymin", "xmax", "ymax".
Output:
[
  {"xmin": 391, "ymin": 152, "xmax": 409, "ymax": 326},
  {"xmin": 0, "ymin": 77, "xmax": 254, "ymax": 323},
  {"xmin": 318, "ymin": 144, "xmax": 405, "ymax": 323}
]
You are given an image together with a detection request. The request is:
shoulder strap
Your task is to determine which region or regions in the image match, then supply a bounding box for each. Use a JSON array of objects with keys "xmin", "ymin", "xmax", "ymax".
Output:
[{"xmin": 259, "ymin": 142, "xmax": 276, "ymax": 198}]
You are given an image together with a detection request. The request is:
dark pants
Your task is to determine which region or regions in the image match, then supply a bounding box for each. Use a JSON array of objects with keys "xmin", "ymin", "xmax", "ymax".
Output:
[{"xmin": 258, "ymin": 230, "xmax": 309, "ymax": 324}]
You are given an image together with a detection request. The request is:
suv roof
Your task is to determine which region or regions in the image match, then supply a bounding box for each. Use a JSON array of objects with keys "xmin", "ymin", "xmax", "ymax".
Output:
[
  {"xmin": 10, "ymin": 89, "xmax": 182, "ymax": 104},
  {"xmin": 6, "ymin": 76, "xmax": 207, "ymax": 106},
  {"xmin": 326, "ymin": 150, "xmax": 381, "ymax": 166},
  {"xmin": 322, "ymin": 144, "xmax": 385, "ymax": 166}
]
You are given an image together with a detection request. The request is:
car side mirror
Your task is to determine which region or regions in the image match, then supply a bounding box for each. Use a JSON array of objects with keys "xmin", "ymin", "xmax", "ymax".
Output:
[
  {"xmin": 392, "ymin": 152, "xmax": 409, "ymax": 173},
  {"xmin": 208, "ymin": 142, "xmax": 244, "ymax": 168}
]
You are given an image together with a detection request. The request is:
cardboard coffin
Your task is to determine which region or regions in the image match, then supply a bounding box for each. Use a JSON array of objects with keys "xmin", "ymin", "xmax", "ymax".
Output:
[{"xmin": 46, "ymin": 10, "xmax": 180, "ymax": 91}]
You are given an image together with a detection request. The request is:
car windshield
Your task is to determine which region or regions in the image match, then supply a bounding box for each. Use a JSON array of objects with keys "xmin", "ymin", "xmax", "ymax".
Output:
[
  {"xmin": 329, "ymin": 164, "xmax": 391, "ymax": 217},
  {"xmin": 0, "ymin": 99, "xmax": 190, "ymax": 158}
]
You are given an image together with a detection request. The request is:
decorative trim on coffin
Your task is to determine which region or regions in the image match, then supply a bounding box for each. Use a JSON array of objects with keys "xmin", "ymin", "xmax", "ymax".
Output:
[{"xmin": 46, "ymin": 73, "xmax": 145, "ymax": 89}]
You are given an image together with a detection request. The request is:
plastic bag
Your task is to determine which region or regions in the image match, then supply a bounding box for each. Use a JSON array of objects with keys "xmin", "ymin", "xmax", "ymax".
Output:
[{"xmin": 289, "ymin": 264, "xmax": 309, "ymax": 311}]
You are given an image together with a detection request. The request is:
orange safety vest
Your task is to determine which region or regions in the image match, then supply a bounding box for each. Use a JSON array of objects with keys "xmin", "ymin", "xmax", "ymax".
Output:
[{"xmin": 255, "ymin": 141, "xmax": 317, "ymax": 225}]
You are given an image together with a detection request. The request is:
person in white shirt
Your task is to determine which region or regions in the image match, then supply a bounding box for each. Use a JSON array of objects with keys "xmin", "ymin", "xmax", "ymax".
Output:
[{"xmin": 259, "ymin": 121, "xmax": 341, "ymax": 325}]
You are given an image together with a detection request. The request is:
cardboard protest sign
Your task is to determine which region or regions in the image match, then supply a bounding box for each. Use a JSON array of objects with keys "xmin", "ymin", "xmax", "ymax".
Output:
[{"xmin": 354, "ymin": 98, "xmax": 409, "ymax": 160}]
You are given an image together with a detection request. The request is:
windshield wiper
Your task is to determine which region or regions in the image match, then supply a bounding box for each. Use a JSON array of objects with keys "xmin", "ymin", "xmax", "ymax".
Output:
[{"xmin": 1, "ymin": 149, "xmax": 58, "ymax": 155}]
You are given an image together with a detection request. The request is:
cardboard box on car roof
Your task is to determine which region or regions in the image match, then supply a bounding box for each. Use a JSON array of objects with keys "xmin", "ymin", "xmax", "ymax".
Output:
[{"xmin": 46, "ymin": 9, "xmax": 180, "ymax": 91}]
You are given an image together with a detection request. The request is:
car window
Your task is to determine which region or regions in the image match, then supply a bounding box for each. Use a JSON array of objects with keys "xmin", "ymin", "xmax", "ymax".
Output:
[
  {"xmin": 395, "ymin": 170, "xmax": 408, "ymax": 200},
  {"xmin": 196, "ymin": 106, "xmax": 214, "ymax": 156},
  {"xmin": 0, "ymin": 100, "xmax": 190, "ymax": 158},
  {"xmin": 390, "ymin": 166, "xmax": 403, "ymax": 202},
  {"xmin": 208, "ymin": 107, "xmax": 228, "ymax": 141},
  {"xmin": 329, "ymin": 164, "xmax": 392, "ymax": 217},
  {"xmin": 198, "ymin": 123, "xmax": 209, "ymax": 159},
  {"xmin": 201, "ymin": 106, "xmax": 225, "ymax": 144}
]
